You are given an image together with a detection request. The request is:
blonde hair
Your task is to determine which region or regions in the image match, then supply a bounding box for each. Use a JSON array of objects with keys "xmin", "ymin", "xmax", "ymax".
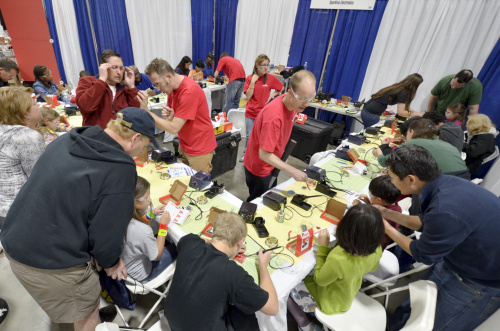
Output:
[
  {"xmin": 0, "ymin": 86, "xmax": 33, "ymax": 125},
  {"xmin": 212, "ymin": 212, "xmax": 247, "ymax": 246},
  {"xmin": 145, "ymin": 58, "xmax": 175, "ymax": 77},
  {"xmin": 289, "ymin": 70, "xmax": 316, "ymax": 93},
  {"xmin": 253, "ymin": 54, "xmax": 270, "ymax": 84},
  {"xmin": 467, "ymin": 114, "xmax": 493, "ymax": 135},
  {"xmin": 35, "ymin": 107, "xmax": 60, "ymax": 135},
  {"xmin": 106, "ymin": 112, "xmax": 138, "ymax": 139}
]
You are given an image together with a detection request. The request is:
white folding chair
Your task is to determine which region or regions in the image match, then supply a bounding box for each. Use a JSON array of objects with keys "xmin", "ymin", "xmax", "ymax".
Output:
[
  {"xmin": 227, "ymin": 109, "xmax": 246, "ymax": 137},
  {"xmin": 116, "ymin": 261, "xmax": 176, "ymax": 328},
  {"xmin": 314, "ymin": 291, "xmax": 386, "ymax": 331},
  {"xmin": 370, "ymin": 280, "xmax": 438, "ymax": 331},
  {"xmin": 362, "ymin": 250, "xmax": 399, "ymax": 309},
  {"xmin": 398, "ymin": 197, "xmax": 412, "ymax": 215}
]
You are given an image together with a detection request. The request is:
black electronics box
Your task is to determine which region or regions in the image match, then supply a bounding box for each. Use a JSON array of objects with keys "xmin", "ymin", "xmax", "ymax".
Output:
[
  {"xmin": 316, "ymin": 92, "xmax": 334, "ymax": 103},
  {"xmin": 151, "ymin": 147, "xmax": 176, "ymax": 163},
  {"xmin": 189, "ymin": 171, "xmax": 212, "ymax": 190},
  {"xmin": 335, "ymin": 146, "xmax": 351, "ymax": 162},
  {"xmin": 198, "ymin": 82, "xmax": 207, "ymax": 89},
  {"xmin": 239, "ymin": 201, "xmax": 258, "ymax": 223},
  {"xmin": 290, "ymin": 118, "xmax": 335, "ymax": 163},
  {"xmin": 384, "ymin": 119, "xmax": 394, "ymax": 128},
  {"xmin": 215, "ymin": 77, "xmax": 225, "ymax": 85},
  {"xmin": 173, "ymin": 132, "xmax": 241, "ymax": 178},
  {"xmin": 347, "ymin": 134, "xmax": 367, "ymax": 146},
  {"xmin": 316, "ymin": 181, "xmax": 337, "ymax": 197},
  {"xmin": 365, "ymin": 127, "xmax": 380, "ymax": 136},
  {"xmin": 291, "ymin": 194, "xmax": 311, "ymax": 211},
  {"xmin": 305, "ymin": 165, "xmax": 326, "ymax": 181},
  {"xmin": 262, "ymin": 192, "xmax": 287, "ymax": 211}
]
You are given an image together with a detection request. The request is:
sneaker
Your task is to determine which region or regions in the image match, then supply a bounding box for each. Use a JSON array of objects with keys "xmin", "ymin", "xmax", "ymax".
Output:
[
  {"xmin": 239, "ymin": 155, "xmax": 244, "ymax": 162},
  {"xmin": 99, "ymin": 305, "xmax": 117, "ymax": 323},
  {"xmin": 0, "ymin": 298, "xmax": 8, "ymax": 325}
]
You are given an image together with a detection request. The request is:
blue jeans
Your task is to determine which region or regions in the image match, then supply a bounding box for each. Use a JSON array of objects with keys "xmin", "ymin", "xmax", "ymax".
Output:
[
  {"xmin": 243, "ymin": 117, "xmax": 255, "ymax": 154},
  {"xmin": 361, "ymin": 109, "xmax": 381, "ymax": 129},
  {"xmin": 224, "ymin": 80, "xmax": 244, "ymax": 112},
  {"xmin": 142, "ymin": 242, "xmax": 178, "ymax": 282},
  {"xmin": 389, "ymin": 261, "xmax": 500, "ymax": 331}
]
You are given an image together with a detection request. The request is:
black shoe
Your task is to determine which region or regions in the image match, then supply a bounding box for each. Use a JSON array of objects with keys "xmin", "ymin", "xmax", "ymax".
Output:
[
  {"xmin": 99, "ymin": 305, "xmax": 117, "ymax": 323},
  {"xmin": 0, "ymin": 298, "xmax": 8, "ymax": 324}
]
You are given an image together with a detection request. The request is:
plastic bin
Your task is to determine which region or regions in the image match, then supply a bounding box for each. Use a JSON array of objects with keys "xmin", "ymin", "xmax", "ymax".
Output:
[
  {"xmin": 173, "ymin": 131, "xmax": 241, "ymax": 178},
  {"xmin": 290, "ymin": 118, "xmax": 334, "ymax": 163}
]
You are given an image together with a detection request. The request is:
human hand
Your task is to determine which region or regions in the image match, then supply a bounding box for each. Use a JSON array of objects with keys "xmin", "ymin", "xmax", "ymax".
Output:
[
  {"xmin": 159, "ymin": 211, "xmax": 171, "ymax": 225},
  {"xmin": 291, "ymin": 168, "xmax": 308, "ymax": 182},
  {"xmin": 258, "ymin": 249, "xmax": 273, "ymax": 267},
  {"xmin": 371, "ymin": 204, "xmax": 388, "ymax": 219},
  {"xmin": 105, "ymin": 259, "xmax": 127, "ymax": 281},
  {"xmin": 124, "ymin": 67, "xmax": 135, "ymax": 88},
  {"xmin": 98, "ymin": 63, "xmax": 110, "ymax": 82},
  {"xmin": 317, "ymin": 229, "xmax": 330, "ymax": 247},
  {"xmin": 153, "ymin": 205, "xmax": 165, "ymax": 215},
  {"xmin": 392, "ymin": 137, "xmax": 405, "ymax": 145},
  {"xmin": 382, "ymin": 137, "xmax": 393, "ymax": 144},
  {"xmin": 162, "ymin": 105, "xmax": 175, "ymax": 120},
  {"xmin": 57, "ymin": 83, "xmax": 65, "ymax": 92},
  {"xmin": 372, "ymin": 147, "xmax": 383, "ymax": 157},
  {"xmin": 251, "ymin": 74, "xmax": 259, "ymax": 84},
  {"xmin": 136, "ymin": 90, "xmax": 149, "ymax": 110}
]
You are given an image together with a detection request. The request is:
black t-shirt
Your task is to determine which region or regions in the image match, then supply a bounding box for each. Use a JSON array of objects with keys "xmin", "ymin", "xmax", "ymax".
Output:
[
  {"xmin": 363, "ymin": 89, "xmax": 408, "ymax": 115},
  {"xmin": 164, "ymin": 234, "xmax": 269, "ymax": 331}
]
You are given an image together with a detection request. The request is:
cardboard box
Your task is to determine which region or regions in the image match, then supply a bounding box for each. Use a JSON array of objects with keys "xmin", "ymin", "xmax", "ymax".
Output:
[
  {"xmin": 320, "ymin": 198, "xmax": 347, "ymax": 225},
  {"xmin": 214, "ymin": 125, "xmax": 224, "ymax": 135},
  {"xmin": 159, "ymin": 180, "xmax": 188, "ymax": 205},
  {"xmin": 347, "ymin": 148, "xmax": 360, "ymax": 163},
  {"xmin": 286, "ymin": 228, "xmax": 316, "ymax": 257},
  {"xmin": 134, "ymin": 147, "xmax": 149, "ymax": 167},
  {"xmin": 202, "ymin": 207, "xmax": 226, "ymax": 238}
]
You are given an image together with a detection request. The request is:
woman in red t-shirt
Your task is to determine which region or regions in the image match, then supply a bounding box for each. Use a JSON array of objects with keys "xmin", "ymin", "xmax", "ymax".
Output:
[{"xmin": 241, "ymin": 54, "xmax": 284, "ymax": 161}]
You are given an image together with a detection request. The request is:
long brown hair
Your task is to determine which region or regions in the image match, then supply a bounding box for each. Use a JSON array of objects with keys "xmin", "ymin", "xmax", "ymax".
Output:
[
  {"xmin": 372, "ymin": 73, "xmax": 423, "ymax": 111},
  {"xmin": 133, "ymin": 176, "xmax": 153, "ymax": 225},
  {"xmin": 252, "ymin": 54, "xmax": 269, "ymax": 85},
  {"xmin": 447, "ymin": 103, "xmax": 466, "ymax": 127}
]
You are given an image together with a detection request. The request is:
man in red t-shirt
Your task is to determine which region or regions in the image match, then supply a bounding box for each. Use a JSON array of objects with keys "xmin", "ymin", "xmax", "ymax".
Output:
[
  {"xmin": 243, "ymin": 70, "xmax": 316, "ymax": 201},
  {"xmin": 214, "ymin": 53, "xmax": 246, "ymax": 112},
  {"xmin": 144, "ymin": 58, "xmax": 216, "ymax": 173}
]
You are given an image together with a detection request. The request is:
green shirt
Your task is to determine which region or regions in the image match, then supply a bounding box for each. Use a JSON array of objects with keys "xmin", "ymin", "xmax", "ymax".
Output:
[
  {"xmin": 378, "ymin": 138, "xmax": 468, "ymax": 173},
  {"xmin": 304, "ymin": 245, "xmax": 381, "ymax": 314},
  {"xmin": 431, "ymin": 75, "xmax": 483, "ymax": 115}
]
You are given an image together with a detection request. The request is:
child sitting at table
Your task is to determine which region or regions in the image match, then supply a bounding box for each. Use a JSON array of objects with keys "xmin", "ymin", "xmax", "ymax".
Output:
[
  {"xmin": 353, "ymin": 175, "xmax": 402, "ymax": 248},
  {"xmin": 445, "ymin": 103, "xmax": 466, "ymax": 128},
  {"xmin": 188, "ymin": 60, "xmax": 205, "ymax": 81},
  {"xmin": 121, "ymin": 176, "xmax": 177, "ymax": 281},
  {"xmin": 287, "ymin": 204, "xmax": 384, "ymax": 331},
  {"xmin": 35, "ymin": 107, "xmax": 73, "ymax": 145},
  {"xmin": 463, "ymin": 114, "xmax": 497, "ymax": 176}
]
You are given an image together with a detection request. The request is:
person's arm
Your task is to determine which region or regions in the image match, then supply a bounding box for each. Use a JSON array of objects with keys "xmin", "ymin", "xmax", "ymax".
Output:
[
  {"xmin": 105, "ymin": 258, "xmax": 127, "ymax": 281},
  {"xmin": 245, "ymin": 74, "xmax": 259, "ymax": 99},
  {"xmin": 463, "ymin": 136, "xmax": 490, "ymax": 158},
  {"xmin": 259, "ymin": 149, "xmax": 307, "ymax": 182},
  {"xmin": 268, "ymin": 87, "xmax": 283, "ymax": 102},
  {"xmin": 376, "ymin": 153, "xmax": 390, "ymax": 167},
  {"xmin": 313, "ymin": 230, "xmax": 340, "ymax": 287},
  {"xmin": 257, "ymin": 249, "xmax": 279, "ymax": 315},
  {"xmin": 468, "ymin": 104, "xmax": 479, "ymax": 115},
  {"xmin": 214, "ymin": 70, "xmax": 220, "ymax": 79},
  {"xmin": 147, "ymin": 105, "xmax": 187, "ymax": 134},
  {"xmin": 372, "ymin": 204, "xmax": 422, "ymax": 230},
  {"xmin": 383, "ymin": 219, "xmax": 414, "ymax": 255},
  {"xmin": 75, "ymin": 77, "xmax": 109, "ymax": 113},
  {"xmin": 427, "ymin": 94, "xmax": 438, "ymax": 112},
  {"xmin": 396, "ymin": 103, "xmax": 413, "ymax": 117},
  {"xmin": 154, "ymin": 212, "xmax": 171, "ymax": 260}
]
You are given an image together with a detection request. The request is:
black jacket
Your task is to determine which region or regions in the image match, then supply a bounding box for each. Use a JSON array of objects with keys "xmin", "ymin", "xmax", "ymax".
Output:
[
  {"xmin": 1, "ymin": 126, "xmax": 137, "ymax": 269},
  {"xmin": 463, "ymin": 133, "xmax": 496, "ymax": 174}
]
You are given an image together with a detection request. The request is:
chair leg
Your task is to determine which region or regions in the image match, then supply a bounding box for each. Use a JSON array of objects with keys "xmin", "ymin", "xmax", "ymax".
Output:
[
  {"xmin": 384, "ymin": 287, "xmax": 390, "ymax": 310},
  {"xmin": 137, "ymin": 281, "xmax": 172, "ymax": 328},
  {"xmin": 115, "ymin": 304, "xmax": 129, "ymax": 327}
]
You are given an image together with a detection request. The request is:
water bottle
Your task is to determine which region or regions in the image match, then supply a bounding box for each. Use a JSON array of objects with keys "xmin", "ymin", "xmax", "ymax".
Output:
[
  {"xmin": 62, "ymin": 90, "xmax": 70, "ymax": 107},
  {"xmin": 269, "ymin": 62, "xmax": 275, "ymax": 74},
  {"xmin": 304, "ymin": 62, "xmax": 308, "ymax": 71}
]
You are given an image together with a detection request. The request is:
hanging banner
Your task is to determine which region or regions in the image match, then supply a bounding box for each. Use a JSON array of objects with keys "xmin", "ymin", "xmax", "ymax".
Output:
[{"xmin": 311, "ymin": 0, "xmax": 376, "ymax": 10}]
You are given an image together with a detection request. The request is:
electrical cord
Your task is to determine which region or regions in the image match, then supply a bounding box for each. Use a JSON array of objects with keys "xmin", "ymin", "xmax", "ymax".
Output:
[{"xmin": 244, "ymin": 236, "xmax": 295, "ymax": 270}]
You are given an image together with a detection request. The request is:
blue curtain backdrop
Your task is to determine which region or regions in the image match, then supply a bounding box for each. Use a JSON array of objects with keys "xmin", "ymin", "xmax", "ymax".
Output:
[
  {"xmin": 42, "ymin": 0, "xmax": 67, "ymax": 83},
  {"xmin": 475, "ymin": 38, "xmax": 500, "ymax": 177},
  {"xmin": 87, "ymin": 0, "xmax": 135, "ymax": 66},
  {"xmin": 318, "ymin": 0, "xmax": 388, "ymax": 125},
  {"xmin": 288, "ymin": 0, "xmax": 337, "ymax": 88},
  {"xmin": 192, "ymin": 0, "xmax": 214, "ymax": 64},
  {"xmin": 73, "ymin": 0, "xmax": 99, "ymax": 75},
  {"xmin": 214, "ymin": 0, "xmax": 238, "ymax": 69}
]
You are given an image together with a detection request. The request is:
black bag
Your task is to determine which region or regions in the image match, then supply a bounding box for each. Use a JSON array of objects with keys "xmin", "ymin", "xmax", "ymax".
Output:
[
  {"xmin": 329, "ymin": 119, "xmax": 346, "ymax": 146},
  {"xmin": 280, "ymin": 65, "xmax": 304, "ymax": 79},
  {"xmin": 99, "ymin": 270, "xmax": 136, "ymax": 310}
]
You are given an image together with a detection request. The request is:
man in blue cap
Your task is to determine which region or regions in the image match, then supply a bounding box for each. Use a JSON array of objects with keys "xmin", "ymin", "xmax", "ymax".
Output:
[{"xmin": 1, "ymin": 107, "xmax": 158, "ymax": 331}]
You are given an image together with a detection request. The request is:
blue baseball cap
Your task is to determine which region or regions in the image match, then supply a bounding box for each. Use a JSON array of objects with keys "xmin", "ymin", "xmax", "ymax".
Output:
[{"xmin": 118, "ymin": 107, "xmax": 160, "ymax": 148}]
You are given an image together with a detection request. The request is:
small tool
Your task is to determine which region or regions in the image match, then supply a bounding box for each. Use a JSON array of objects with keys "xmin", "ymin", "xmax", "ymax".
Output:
[{"xmin": 262, "ymin": 246, "xmax": 282, "ymax": 254}]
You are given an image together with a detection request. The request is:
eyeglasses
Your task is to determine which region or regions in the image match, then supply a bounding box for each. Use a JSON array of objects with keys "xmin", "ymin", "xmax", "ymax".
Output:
[
  {"xmin": 390, "ymin": 151, "xmax": 415, "ymax": 175},
  {"xmin": 290, "ymin": 86, "xmax": 315, "ymax": 103},
  {"xmin": 136, "ymin": 194, "xmax": 151, "ymax": 202},
  {"xmin": 259, "ymin": 64, "xmax": 270, "ymax": 67},
  {"xmin": 42, "ymin": 70, "xmax": 52, "ymax": 78}
]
